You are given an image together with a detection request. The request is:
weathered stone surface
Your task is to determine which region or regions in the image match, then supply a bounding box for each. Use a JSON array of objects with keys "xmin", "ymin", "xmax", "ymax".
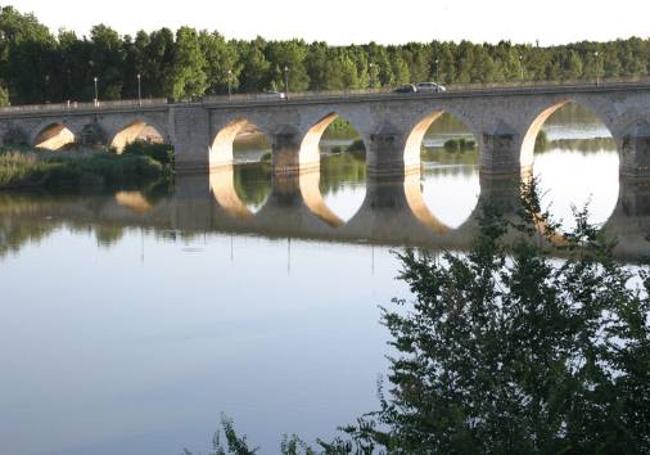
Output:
[{"xmin": 1, "ymin": 84, "xmax": 650, "ymax": 176}]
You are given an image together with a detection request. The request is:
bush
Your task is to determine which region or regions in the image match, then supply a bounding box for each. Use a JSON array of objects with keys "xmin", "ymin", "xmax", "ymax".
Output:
[
  {"xmin": 123, "ymin": 140, "xmax": 175, "ymax": 167},
  {"xmin": 0, "ymin": 149, "xmax": 166, "ymax": 190},
  {"xmin": 0, "ymin": 151, "xmax": 55, "ymax": 187},
  {"xmin": 444, "ymin": 138, "xmax": 460, "ymax": 153},
  {"xmin": 346, "ymin": 139, "xmax": 366, "ymax": 154},
  {"xmin": 444, "ymin": 138, "xmax": 476, "ymax": 153},
  {"xmin": 44, "ymin": 153, "xmax": 163, "ymax": 188}
]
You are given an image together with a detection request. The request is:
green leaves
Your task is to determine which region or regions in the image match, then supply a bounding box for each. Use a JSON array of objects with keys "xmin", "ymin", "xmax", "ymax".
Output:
[{"xmin": 360, "ymin": 183, "xmax": 650, "ymax": 453}]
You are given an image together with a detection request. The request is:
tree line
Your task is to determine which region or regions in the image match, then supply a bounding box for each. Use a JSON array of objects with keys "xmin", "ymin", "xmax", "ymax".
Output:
[{"xmin": 1, "ymin": 5, "xmax": 649, "ymax": 105}]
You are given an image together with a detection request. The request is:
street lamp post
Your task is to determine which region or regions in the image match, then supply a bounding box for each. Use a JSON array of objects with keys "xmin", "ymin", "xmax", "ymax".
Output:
[
  {"xmin": 519, "ymin": 55, "xmax": 524, "ymax": 81},
  {"xmin": 283, "ymin": 65, "xmax": 290, "ymax": 100},
  {"xmin": 594, "ymin": 51, "xmax": 601, "ymax": 85},
  {"xmin": 93, "ymin": 76, "xmax": 99, "ymax": 106},
  {"xmin": 228, "ymin": 69, "xmax": 232, "ymax": 100},
  {"xmin": 137, "ymin": 73, "xmax": 142, "ymax": 106},
  {"xmin": 44, "ymin": 74, "xmax": 49, "ymax": 103},
  {"xmin": 435, "ymin": 58, "xmax": 440, "ymax": 82}
]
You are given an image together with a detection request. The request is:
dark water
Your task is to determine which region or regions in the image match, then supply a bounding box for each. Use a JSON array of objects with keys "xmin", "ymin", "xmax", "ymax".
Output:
[{"xmin": 0, "ymin": 106, "xmax": 645, "ymax": 455}]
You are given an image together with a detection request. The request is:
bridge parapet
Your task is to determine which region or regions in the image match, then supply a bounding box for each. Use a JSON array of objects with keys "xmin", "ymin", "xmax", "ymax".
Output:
[{"xmin": 0, "ymin": 98, "xmax": 168, "ymax": 116}]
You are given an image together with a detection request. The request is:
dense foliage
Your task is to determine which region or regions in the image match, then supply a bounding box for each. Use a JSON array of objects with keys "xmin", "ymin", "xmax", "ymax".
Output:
[
  {"xmin": 0, "ymin": 147, "xmax": 171, "ymax": 189},
  {"xmin": 0, "ymin": 6, "xmax": 649, "ymax": 105},
  {"xmin": 345, "ymin": 190, "xmax": 650, "ymax": 454}
]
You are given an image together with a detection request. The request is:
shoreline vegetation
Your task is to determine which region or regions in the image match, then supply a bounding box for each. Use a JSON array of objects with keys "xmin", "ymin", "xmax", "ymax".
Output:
[{"xmin": 0, "ymin": 141, "xmax": 174, "ymax": 191}]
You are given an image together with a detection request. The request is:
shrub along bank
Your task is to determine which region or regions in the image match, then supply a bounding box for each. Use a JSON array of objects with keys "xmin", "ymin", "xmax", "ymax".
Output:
[{"xmin": 0, "ymin": 142, "xmax": 174, "ymax": 190}]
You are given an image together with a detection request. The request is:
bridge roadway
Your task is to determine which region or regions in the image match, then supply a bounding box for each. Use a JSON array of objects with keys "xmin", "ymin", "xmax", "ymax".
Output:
[
  {"xmin": 1, "ymin": 81, "xmax": 650, "ymax": 178},
  {"xmin": 1, "ymin": 172, "xmax": 649, "ymax": 261}
]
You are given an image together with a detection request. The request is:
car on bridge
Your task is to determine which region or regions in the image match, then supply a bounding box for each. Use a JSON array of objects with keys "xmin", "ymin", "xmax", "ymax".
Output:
[
  {"xmin": 393, "ymin": 84, "xmax": 418, "ymax": 94},
  {"xmin": 259, "ymin": 90, "xmax": 286, "ymax": 100},
  {"xmin": 416, "ymin": 81, "xmax": 447, "ymax": 93}
]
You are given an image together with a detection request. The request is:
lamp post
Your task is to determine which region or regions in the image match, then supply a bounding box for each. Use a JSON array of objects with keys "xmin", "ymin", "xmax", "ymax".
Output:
[
  {"xmin": 519, "ymin": 55, "xmax": 524, "ymax": 81},
  {"xmin": 283, "ymin": 65, "xmax": 290, "ymax": 100},
  {"xmin": 594, "ymin": 51, "xmax": 601, "ymax": 85},
  {"xmin": 44, "ymin": 74, "xmax": 49, "ymax": 103},
  {"xmin": 137, "ymin": 73, "xmax": 142, "ymax": 106},
  {"xmin": 93, "ymin": 76, "xmax": 99, "ymax": 106},
  {"xmin": 435, "ymin": 58, "xmax": 440, "ymax": 82},
  {"xmin": 228, "ymin": 69, "xmax": 232, "ymax": 100}
]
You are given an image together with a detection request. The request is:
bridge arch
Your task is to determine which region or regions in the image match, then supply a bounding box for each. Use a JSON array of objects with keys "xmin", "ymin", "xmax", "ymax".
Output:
[
  {"xmin": 31, "ymin": 120, "xmax": 77, "ymax": 150},
  {"xmin": 521, "ymin": 99, "xmax": 620, "ymax": 232},
  {"xmin": 210, "ymin": 118, "xmax": 273, "ymax": 168},
  {"xmin": 403, "ymin": 109, "xmax": 481, "ymax": 231},
  {"xmin": 299, "ymin": 112, "xmax": 368, "ymax": 225},
  {"xmin": 520, "ymin": 98, "xmax": 616, "ymax": 169},
  {"xmin": 109, "ymin": 117, "xmax": 168, "ymax": 154},
  {"xmin": 404, "ymin": 107, "xmax": 481, "ymax": 172}
]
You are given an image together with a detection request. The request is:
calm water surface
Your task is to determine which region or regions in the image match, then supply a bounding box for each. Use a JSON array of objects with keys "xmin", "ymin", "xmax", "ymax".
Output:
[{"xmin": 0, "ymin": 106, "xmax": 638, "ymax": 454}]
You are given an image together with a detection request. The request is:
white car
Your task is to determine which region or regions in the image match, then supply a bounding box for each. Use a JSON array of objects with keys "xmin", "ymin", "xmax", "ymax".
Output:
[{"xmin": 416, "ymin": 82, "xmax": 447, "ymax": 93}]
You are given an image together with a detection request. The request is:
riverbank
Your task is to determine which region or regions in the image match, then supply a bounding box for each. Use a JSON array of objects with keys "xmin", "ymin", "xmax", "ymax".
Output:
[{"xmin": 0, "ymin": 142, "xmax": 174, "ymax": 190}]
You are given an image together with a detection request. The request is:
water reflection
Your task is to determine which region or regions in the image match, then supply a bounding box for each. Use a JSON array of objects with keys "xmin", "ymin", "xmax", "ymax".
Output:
[
  {"xmin": 419, "ymin": 113, "xmax": 481, "ymax": 229},
  {"xmin": 534, "ymin": 148, "xmax": 619, "ymax": 230},
  {"xmin": 319, "ymin": 151, "xmax": 366, "ymax": 223},
  {"xmin": 532, "ymin": 102, "xmax": 619, "ymax": 231},
  {"xmin": 316, "ymin": 117, "xmax": 367, "ymax": 223}
]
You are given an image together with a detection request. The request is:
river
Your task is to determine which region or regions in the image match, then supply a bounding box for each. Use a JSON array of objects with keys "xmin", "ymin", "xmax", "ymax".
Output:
[{"xmin": 0, "ymin": 103, "xmax": 644, "ymax": 454}]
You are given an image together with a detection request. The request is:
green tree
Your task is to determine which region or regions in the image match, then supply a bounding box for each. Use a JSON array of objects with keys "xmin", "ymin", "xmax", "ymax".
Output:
[
  {"xmin": 89, "ymin": 24, "xmax": 125, "ymax": 100},
  {"xmin": 237, "ymin": 38, "xmax": 271, "ymax": 93},
  {"xmin": 168, "ymin": 26, "xmax": 207, "ymax": 100},
  {"xmin": 266, "ymin": 40, "xmax": 310, "ymax": 92},
  {"xmin": 143, "ymin": 28, "xmax": 175, "ymax": 97},
  {"xmin": 388, "ymin": 49, "xmax": 410, "ymax": 85},
  {"xmin": 0, "ymin": 6, "xmax": 55, "ymax": 103},
  {"xmin": 563, "ymin": 49, "xmax": 583, "ymax": 79},
  {"xmin": 200, "ymin": 31, "xmax": 239, "ymax": 95},
  {"xmin": 346, "ymin": 185, "xmax": 650, "ymax": 453}
]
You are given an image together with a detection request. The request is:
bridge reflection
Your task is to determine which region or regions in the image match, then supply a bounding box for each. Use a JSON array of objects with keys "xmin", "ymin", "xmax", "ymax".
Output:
[{"xmin": 1, "ymin": 170, "xmax": 649, "ymax": 260}]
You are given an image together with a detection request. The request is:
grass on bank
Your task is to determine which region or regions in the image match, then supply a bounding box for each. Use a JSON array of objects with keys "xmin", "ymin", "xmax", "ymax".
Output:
[{"xmin": 0, "ymin": 141, "xmax": 174, "ymax": 190}]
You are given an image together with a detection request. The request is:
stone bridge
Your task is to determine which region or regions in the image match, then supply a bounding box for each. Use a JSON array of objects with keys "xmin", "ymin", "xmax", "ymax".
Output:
[{"xmin": 2, "ymin": 81, "xmax": 650, "ymax": 178}]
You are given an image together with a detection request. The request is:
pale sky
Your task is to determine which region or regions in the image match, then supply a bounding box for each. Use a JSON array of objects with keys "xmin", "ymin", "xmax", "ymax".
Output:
[{"xmin": 8, "ymin": 0, "xmax": 650, "ymax": 46}]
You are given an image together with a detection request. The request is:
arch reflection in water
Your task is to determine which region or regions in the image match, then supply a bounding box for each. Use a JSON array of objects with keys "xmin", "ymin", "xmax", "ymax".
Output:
[
  {"xmin": 210, "ymin": 164, "xmax": 272, "ymax": 219},
  {"xmin": 210, "ymin": 121, "xmax": 273, "ymax": 216},
  {"xmin": 527, "ymin": 102, "xmax": 619, "ymax": 231},
  {"xmin": 302, "ymin": 114, "xmax": 367, "ymax": 224},
  {"xmin": 410, "ymin": 112, "xmax": 481, "ymax": 230}
]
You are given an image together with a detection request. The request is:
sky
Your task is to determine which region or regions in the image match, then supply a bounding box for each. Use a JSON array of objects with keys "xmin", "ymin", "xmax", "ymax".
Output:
[{"xmin": 7, "ymin": 0, "xmax": 650, "ymax": 46}]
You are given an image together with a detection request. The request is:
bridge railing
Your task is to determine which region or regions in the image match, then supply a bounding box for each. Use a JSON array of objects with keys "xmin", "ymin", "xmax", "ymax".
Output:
[
  {"xmin": 1, "ymin": 77, "xmax": 650, "ymax": 113},
  {"xmin": 201, "ymin": 87, "xmax": 393, "ymax": 105},
  {"xmin": 201, "ymin": 77, "xmax": 650, "ymax": 104},
  {"xmin": 445, "ymin": 76, "xmax": 650, "ymax": 92},
  {"xmin": 0, "ymin": 98, "xmax": 168, "ymax": 115}
]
